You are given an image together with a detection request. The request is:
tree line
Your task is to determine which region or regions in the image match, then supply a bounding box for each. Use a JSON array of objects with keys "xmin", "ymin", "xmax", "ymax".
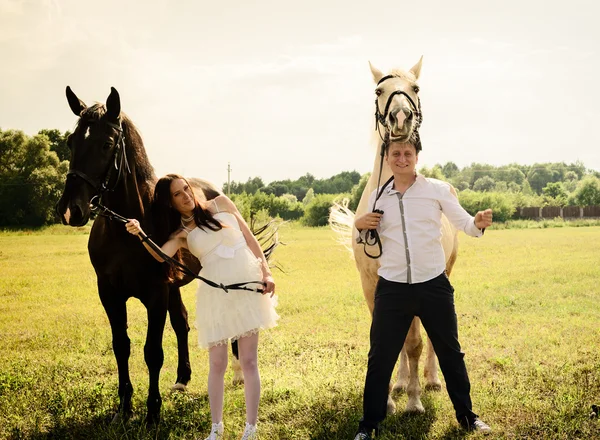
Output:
[
  {"xmin": 1, "ymin": 127, "xmax": 600, "ymax": 227},
  {"xmin": 0, "ymin": 128, "xmax": 70, "ymax": 226}
]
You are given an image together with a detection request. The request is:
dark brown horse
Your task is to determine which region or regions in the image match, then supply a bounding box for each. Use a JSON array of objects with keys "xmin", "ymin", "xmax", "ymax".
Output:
[{"xmin": 56, "ymin": 87, "xmax": 227, "ymax": 425}]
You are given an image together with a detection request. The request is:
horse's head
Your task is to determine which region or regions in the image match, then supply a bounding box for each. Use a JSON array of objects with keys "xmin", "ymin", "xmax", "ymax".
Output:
[
  {"xmin": 56, "ymin": 86, "xmax": 125, "ymax": 226},
  {"xmin": 370, "ymin": 57, "xmax": 423, "ymax": 146}
]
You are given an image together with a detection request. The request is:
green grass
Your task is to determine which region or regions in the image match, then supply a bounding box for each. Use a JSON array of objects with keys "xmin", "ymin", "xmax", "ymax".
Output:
[{"xmin": 1, "ymin": 224, "xmax": 600, "ymax": 439}]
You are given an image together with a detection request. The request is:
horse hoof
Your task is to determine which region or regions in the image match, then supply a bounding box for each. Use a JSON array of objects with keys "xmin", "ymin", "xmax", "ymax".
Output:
[
  {"xmin": 111, "ymin": 410, "xmax": 132, "ymax": 425},
  {"xmin": 406, "ymin": 402, "xmax": 425, "ymax": 413},
  {"xmin": 386, "ymin": 397, "xmax": 397, "ymax": 415},
  {"xmin": 145, "ymin": 413, "xmax": 160, "ymax": 428},
  {"xmin": 171, "ymin": 382, "xmax": 187, "ymax": 392},
  {"xmin": 424, "ymin": 382, "xmax": 442, "ymax": 392},
  {"xmin": 392, "ymin": 383, "xmax": 407, "ymax": 395},
  {"xmin": 232, "ymin": 377, "xmax": 244, "ymax": 386}
]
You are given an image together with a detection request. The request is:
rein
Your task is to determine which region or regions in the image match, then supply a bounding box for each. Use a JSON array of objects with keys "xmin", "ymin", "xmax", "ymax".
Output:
[
  {"xmin": 90, "ymin": 196, "xmax": 266, "ymax": 294},
  {"xmin": 357, "ymin": 75, "xmax": 423, "ymax": 259}
]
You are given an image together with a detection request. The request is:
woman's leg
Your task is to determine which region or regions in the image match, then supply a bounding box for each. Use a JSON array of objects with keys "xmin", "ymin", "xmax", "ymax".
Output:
[
  {"xmin": 208, "ymin": 343, "xmax": 229, "ymax": 423},
  {"xmin": 238, "ymin": 332, "xmax": 260, "ymax": 425}
]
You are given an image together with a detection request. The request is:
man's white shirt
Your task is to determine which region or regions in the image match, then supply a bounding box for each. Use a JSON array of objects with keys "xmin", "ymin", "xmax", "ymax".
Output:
[{"xmin": 360, "ymin": 174, "xmax": 482, "ymax": 284}]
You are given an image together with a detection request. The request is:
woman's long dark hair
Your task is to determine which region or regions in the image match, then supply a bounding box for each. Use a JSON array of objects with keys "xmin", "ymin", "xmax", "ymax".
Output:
[{"xmin": 151, "ymin": 173, "xmax": 222, "ymax": 281}]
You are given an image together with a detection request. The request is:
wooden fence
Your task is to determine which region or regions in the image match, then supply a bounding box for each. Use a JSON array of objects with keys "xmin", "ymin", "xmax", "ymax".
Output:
[{"xmin": 516, "ymin": 205, "xmax": 600, "ymax": 219}]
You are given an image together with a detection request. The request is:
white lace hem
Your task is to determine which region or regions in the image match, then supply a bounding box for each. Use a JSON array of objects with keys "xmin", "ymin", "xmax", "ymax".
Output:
[{"xmin": 207, "ymin": 327, "xmax": 261, "ymax": 349}]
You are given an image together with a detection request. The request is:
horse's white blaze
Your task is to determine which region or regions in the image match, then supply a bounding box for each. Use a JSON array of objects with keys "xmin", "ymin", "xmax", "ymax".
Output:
[
  {"xmin": 330, "ymin": 58, "xmax": 457, "ymax": 414},
  {"xmin": 63, "ymin": 206, "xmax": 71, "ymax": 224}
]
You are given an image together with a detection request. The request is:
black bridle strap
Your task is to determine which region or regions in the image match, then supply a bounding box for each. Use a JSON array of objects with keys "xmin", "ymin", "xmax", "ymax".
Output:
[
  {"xmin": 356, "ymin": 138, "xmax": 395, "ymax": 259},
  {"xmin": 90, "ymin": 197, "xmax": 265, "ymax": 294},
  {"xmin": 374, "ymin": 75, "xmax": 422, "ymax": 144},
  {"xmin": 67, "ymin": 120, "xmax": 130, "ymax": 194}
]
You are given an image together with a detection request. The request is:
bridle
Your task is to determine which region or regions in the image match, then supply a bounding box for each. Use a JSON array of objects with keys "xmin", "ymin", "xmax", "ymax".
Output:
[
  {"xmin": 374, "ymin": 74, "xmax": 423, "ymax": 147},
  {"xmin": 66, "ymin": 120, "xmax": 131, "ymax": 197},
  {"xmin": 357, "ymin": 75, "xmax": 423, "ymax": 259}
]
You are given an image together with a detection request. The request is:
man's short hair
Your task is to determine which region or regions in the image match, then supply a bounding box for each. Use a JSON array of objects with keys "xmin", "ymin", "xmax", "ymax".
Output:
[{"xmin": 385, "ymin": 141, "xmax": 421, "ymax": 155}]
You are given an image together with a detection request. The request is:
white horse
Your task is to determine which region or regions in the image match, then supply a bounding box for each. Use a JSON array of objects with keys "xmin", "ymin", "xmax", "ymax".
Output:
[{"xmin": 330, "ymin": 57, "xmax": 459, "ymax": 414}]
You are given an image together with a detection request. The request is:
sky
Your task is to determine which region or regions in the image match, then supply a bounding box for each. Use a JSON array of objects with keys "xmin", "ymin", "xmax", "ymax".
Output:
[{"xmin": 1, "ymin": 0, "xmax": 599, "ymax": 189}]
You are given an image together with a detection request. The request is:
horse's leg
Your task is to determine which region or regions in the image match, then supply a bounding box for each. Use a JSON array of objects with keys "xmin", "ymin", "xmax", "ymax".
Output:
[
  {"xmin": 99, "ymin": 288, "xmax": 134, "ymax": 424},
  {"xmin": 168, "ymin": 285, "xmax": 191, "ymax": 391},
  {"xmin": 358, "ymin": 266, "xmax": 397, "ymax": 413},
  {"xmin": 143, "ymin": 290, "xmax": 169, "ymax": 426},
  {"xmin": 424, "ymin": 337, "xmax": 442, "ymax": 391},
  {"xmin": 404, "ymin": 318, "xmax": 425, "ymax": 413},
  {"xmin": 420, "ymin": 242, "xmax": 457, "ymax": 392},
  {"xmin": 231, "ymin": 340, "xmax": 244, "ymax": 385},
  {"xmin": 392, "ymin": 346, "xmax": 410, "ymax": 394}
]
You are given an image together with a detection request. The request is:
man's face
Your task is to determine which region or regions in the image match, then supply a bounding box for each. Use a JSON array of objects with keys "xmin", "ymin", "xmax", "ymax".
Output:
[{"xmin": 385, "ymin": 142, "xmax": 419, "ymax": 176}]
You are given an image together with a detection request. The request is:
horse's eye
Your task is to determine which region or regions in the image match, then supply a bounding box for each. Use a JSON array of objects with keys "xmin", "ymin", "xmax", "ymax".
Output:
[
  {"xmin": 413, "ymin": 85, "xmax": 420, "ymax": 93},
  {"xmin": 375, "ymin": 89, "xmax": 382, "ymax": 96},
  {"xmin": 103, "ymin": 141, "xmax": 112, "ymax": 150}
]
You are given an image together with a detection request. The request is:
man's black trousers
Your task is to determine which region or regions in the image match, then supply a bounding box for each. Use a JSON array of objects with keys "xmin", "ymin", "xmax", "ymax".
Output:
[{"xmin": 359, "ymin": 273, "xmax": 477, "ymax": 433}]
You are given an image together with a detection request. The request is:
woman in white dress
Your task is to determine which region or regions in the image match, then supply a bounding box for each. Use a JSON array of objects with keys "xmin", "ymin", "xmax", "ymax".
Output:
[{"xmin": 125, "ymin": 174, "xmax": 278, "ymax": 440}]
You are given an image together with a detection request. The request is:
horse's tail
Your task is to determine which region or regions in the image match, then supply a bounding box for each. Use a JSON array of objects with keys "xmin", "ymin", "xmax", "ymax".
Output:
[
  {"xmin": 250, "ymin": 215, "xmax": 286, "ymax": 273},
  {"xmin": 329, "ymin": 199, "xmax": 355, "ymax": 253}
]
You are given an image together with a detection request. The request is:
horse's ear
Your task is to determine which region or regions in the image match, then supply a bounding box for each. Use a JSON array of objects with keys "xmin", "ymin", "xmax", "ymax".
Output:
[
  {"xmin": 369, "ymin": 61, "xmax": 384, "ymax": 84},
  {"xmin": 409, "ymin": 56, "xmax": 423, "ymax": 80},
  {"xmin": 66, "ymin": 86, "xmax": 87, "ymax": 116},
  {"xmin": 106, "ymin": 87, "xmax": 121, "ymax": 121}
]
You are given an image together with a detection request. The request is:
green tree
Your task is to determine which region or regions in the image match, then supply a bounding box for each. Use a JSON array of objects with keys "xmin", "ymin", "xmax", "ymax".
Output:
[
  {"xmin": 349, "ymin": 172, "xmax": 371, "ymax": 211},
  {"xmin": 419, "ymin": 165, "xmax": 445, "ymax": 180},
  {"xmin": 38, "ymin": 129, "xmax": 71, "ymax": 162},
  {"xmin": 0, "ymin": 129, "xmax": 68, "ymax": 226},
  {"xmin": 542, "ymin": 182, "xmax": 567, "ymax": 200},
  {"xmin": 441, "ymin": 161, "xmax": 459, "ymax": 178},
  {"xmin": 473, "ymin": 176, "xmax": 495, "ymax": 192},
  {"xmin": 302, "ymin": 193, "xmax": 344, "ymax": 226},
  {"xmin": 572, "ymin": 176, "xmax": 600, "ymax": 206},
  {"xmin": 302, "ymin": 188, "xmax": 315, "ymax": 205}
]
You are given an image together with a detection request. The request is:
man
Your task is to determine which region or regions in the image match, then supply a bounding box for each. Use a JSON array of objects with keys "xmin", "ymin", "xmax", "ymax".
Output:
[{"xmin": 353, "ymin": 141, "xmax": 493, "ymax": 439}]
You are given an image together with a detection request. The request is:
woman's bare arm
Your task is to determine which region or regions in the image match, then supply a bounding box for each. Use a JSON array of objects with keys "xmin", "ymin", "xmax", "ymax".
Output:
[{"xmin": 125, "ymin": 219, "xmax": 187, "ymax": 262}]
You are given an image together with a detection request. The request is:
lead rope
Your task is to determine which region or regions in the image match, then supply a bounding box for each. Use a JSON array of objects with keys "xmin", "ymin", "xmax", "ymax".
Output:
[{"xmin": 90, "ymin": 197, "xmax": 266, "ymax": 293}]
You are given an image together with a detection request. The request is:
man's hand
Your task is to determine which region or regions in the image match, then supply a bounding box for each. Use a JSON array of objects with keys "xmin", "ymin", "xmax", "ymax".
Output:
[
  {"xmin": 355, "ymin": 212, "xmax": 383, "ymax": 230},
  {"xmin": 474, "ymin": 209, "xmax": 493, "ymax": 230}
]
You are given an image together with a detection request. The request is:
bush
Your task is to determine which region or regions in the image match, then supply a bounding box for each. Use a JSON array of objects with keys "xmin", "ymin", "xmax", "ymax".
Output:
[
  {"xmin": 348, "ymin": 173, "xmax": 370, "ymax": 212},
  {"xmin": 231, "ymin": 192, "xmax": 304, "ymax": 221},
  {"xmin": 302, "ymin": 193, "xmax": 348, "ymax": 227},
  {"xmin": 458, "ymin": 190, "xmax": 516, "ymax": 222}
]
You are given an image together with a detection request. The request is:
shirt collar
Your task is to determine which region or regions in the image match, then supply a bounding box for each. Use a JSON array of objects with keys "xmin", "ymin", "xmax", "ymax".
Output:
[{"xmin": 385, "ymin": 173, "xmax": 424, "ymax": 195}]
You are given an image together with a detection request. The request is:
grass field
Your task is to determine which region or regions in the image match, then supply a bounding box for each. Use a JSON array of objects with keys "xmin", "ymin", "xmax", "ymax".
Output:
[{"xmin": 1, "ymin": 224, "xmax": 600, "ymax": 439}]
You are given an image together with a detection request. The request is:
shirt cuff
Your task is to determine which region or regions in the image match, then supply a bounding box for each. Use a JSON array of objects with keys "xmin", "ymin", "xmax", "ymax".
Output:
[{"xmin": 466, "ymin": 219, "xmax": 484, "ymax": 237}]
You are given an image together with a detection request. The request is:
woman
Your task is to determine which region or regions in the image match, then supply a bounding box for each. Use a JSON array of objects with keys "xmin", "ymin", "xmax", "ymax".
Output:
[{"xmin": 125, "ymin": 174, "xmax": 278, "ymax": 440}]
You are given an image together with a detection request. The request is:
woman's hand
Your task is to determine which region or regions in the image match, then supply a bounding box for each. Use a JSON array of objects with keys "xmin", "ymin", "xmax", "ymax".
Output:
[
  {"xmin": 355, "ymin": 212, "xmax": 383, "ymax": 230},
  {"xmin": 262, "ymin": 274, "xmax": 275, "ymax": 297},
  {"xmin": 125, "ymin": 219, "xmax": 144, "ymax": 238}
]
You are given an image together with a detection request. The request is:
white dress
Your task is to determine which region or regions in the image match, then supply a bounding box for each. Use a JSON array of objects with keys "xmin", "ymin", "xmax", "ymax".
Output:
[{"xmin": 186, "ymin": 212, "xmax": 279, "ymax": 348}]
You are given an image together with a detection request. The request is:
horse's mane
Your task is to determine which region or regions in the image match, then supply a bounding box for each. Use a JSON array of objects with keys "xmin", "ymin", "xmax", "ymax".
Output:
[{"xmin": 77, "ymin": 103, "xmax": 156, "ymax": 183}]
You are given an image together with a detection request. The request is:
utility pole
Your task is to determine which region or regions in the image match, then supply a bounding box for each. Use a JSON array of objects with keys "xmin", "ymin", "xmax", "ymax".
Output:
[{"xmin": 227, "ymin": 162, "xmax": 231, "ymax": 196}]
